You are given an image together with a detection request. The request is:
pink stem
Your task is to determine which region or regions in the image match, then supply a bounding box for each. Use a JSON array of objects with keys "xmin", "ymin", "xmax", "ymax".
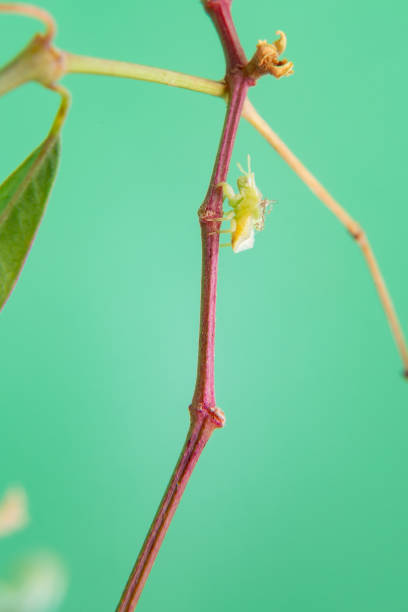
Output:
[
  {"xmin": 116, "ymin": 2, "xmax": 254, "ymax": 609},
  {"xmin": 116, "ymin": 406, "xmax": 225, "ymax": 612},
  {"xmin": 192, "ymin": 74, "xmax": 251, "ymax": 408},
  {"xmin": 202, "ymin": 0, "xmax": 247, "ymax": 72}
]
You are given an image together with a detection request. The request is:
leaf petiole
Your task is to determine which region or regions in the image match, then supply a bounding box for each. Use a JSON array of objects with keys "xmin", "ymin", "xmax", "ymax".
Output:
[
  {"xmin": 47, "ymin": 83, "xmax": 71, "ymax": 136},
  {"xmin": 64, "ymin": 52, "xmax": 226, "ymax": 98}
]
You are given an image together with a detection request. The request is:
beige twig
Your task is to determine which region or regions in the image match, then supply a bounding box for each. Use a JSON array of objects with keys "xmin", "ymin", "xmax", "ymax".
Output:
[{"xmin": 242, "ymin": 99, "xmax": 408, "ymax": 377}]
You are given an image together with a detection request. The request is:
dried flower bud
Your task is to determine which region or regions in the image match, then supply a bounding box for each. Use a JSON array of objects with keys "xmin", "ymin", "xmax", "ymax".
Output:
[{"xmin": 245, "ymin": 31, "xmax": 294, "ymax": 80}]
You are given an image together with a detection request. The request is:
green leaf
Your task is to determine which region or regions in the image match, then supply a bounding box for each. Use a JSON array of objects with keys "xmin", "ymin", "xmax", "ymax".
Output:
[{"xmin": 0, "ymin": 136, "xmax": 60, "ymax": 311}]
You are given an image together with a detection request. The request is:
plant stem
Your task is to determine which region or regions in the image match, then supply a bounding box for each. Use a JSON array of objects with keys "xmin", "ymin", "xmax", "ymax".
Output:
[
  {"xmin": 192, "ymin": 74, "xmax": 251, "ymax": 408},
  {"xmin": 192, "ymin": 0, "xmax": 254, "ymax": 405},
  {"xmin": 65, "ymin": 52, "xmax": 225, "ymax": 98},
  {"xmin": 0, "ymin": 3, "xmax": 56, "ymax": 41},
  {"xmin": 116, "ymin": 1, "xmax": 253, "ymax": 609},
  {"xmin": 48, "ymin": 84, "xmax": 71, "ymax": 136},
  {"xmin": 116, "ymin": 406, "xmax": 224, "ymax": 612},
  {"xmin": 0, "ymin": 30, "xmax": 66, "ymax": 98},
  {"xmin": 243, "ymin": 100, "xmax": 408, "ymax": 376},
  {"xmin": 201, "ymin": 0, "xmax": 247, "ymax": 72}
]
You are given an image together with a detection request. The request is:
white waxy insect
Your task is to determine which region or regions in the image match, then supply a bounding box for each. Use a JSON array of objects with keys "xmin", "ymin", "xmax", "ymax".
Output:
[{"xmin": 217, "ymin": 156, "xmax": 273, "ymax": 253}]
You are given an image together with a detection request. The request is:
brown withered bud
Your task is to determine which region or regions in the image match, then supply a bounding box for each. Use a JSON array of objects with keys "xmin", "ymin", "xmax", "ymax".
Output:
[{"xmin": 245, "ymin": 31, "xmax": 294, "ymax": 80}]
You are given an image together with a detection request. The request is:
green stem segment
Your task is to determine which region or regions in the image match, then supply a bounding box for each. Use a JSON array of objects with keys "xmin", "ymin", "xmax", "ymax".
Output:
[
  {"xmin": 64, "ymin": 52, "xmax": 225, "ymax": 98},
  {"xmin": 48, "ymin": 84, "xmax": 71, "ymax": 136}
]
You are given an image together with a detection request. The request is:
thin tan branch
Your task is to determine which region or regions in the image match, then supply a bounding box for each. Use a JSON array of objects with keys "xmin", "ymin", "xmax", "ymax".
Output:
[{"xmin": 242, "ymin": 99, "xmax": 408, "ymax": 377}]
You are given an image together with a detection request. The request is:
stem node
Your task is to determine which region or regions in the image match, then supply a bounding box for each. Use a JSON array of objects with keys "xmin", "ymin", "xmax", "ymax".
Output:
[
  {"xmin": 190, "ymin": 403, "xmax": 226, "ymax": 428},
  {"xmin": 0, "ymin": 33, "xmax": 66, "ymax": 97}
]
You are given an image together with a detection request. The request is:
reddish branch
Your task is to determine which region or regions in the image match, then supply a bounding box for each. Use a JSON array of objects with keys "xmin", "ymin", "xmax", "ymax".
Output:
[
  {"xmin": 192, "ymin": 74, "xmax": 252, "ymax": 409},
  {"xmin": 116, "ymin": 1, "xmax": 255, "ymax": 610},
  {"xmin": 202, "ymin": 0, "xmax": 247, "ymax": 72},
  {"xmin": 116, "ymin": 406, "xmax": 224, "ymax": 611}
]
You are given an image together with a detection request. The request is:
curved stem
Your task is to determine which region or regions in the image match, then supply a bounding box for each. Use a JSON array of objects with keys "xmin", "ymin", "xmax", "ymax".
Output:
[
  {"xmin": 0, "ymin": 3, "xmax": 56, "ymax": 40},
  {"xmin": 64, "ymin": 52, "xmax": 226, "ymax": 98},
  {"xmin": 243, "ymin": 99, "xmax": 408, "ymax": 376},
  {"xmin": 47, "ymin": 84, "xmax": 71, "ymax": 136}
]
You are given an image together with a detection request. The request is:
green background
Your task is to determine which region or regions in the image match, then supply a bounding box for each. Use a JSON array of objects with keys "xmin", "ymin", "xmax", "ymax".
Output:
[{"xmin": 1, "ymin": 0, "xmax": 407, "ymax": 610}]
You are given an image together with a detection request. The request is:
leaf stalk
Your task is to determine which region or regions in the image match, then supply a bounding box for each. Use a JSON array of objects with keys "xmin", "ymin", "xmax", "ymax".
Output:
[{"xmin": 64, "ymin": 52, "xmax": 226, "ymax": 98}]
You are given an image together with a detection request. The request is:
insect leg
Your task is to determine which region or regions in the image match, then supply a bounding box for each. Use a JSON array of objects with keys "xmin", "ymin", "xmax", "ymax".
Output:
[
  {"xmin": 217, "ymin": 182, "xmax": 236, "ymax": 201},
  {"xmin": 211, "ymin": 211, "xmax": 235, "ymax": 222},
  {"xmin": 209, "ymin": 229, "xmax": 233, "ymax": 236}
]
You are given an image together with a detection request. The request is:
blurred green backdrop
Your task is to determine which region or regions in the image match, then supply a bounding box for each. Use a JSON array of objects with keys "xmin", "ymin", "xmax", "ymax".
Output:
[{"xmin": 1, "ymin": 0, "xmax": 407, "ymax": 610}]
